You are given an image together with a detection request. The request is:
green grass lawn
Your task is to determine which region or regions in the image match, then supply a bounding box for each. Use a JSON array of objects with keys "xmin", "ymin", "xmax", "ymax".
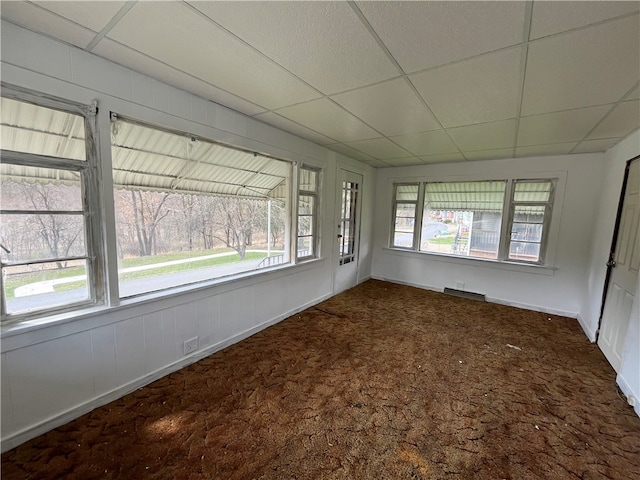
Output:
[
  {"xmin": 429, "ymin": 236, "xmax": 455, "ymax": 245},
  {"xmin": 4, "ymin": 248, "xmax": 267, "ymax": 298}
]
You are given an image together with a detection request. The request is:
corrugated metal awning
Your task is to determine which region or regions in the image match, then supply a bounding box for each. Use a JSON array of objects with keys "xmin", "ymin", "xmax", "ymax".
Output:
[
  {"xmin": 425, "ymin": 181, "xmax": 506, "ymax": 212},
  {"xmin": 1, "ymin": 97, "xmax": 289, "ymax": 200}
]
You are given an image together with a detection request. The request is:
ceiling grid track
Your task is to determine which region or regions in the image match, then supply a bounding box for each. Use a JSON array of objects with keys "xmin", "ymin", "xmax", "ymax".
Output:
[
  {"xmin": 512, "ymin": 1, "xmax": 535, "ymax": 159},
  {"xmin": 85, "ymin": 0, "xmax": 137, "ymax": 52}
]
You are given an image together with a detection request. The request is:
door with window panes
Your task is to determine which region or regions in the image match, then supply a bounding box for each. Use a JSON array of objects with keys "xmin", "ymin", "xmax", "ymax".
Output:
[{"xmin": 334, "ymin": 169, "xmax": 362, "ymax": 294}]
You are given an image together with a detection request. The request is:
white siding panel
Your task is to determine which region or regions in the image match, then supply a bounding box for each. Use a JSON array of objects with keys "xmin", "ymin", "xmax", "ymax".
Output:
[
  {"xmin": 131, "ymin": 71, "xmax": 154, "ymax": 108},
  {"xmin": 90, "ymin": 324, "xmax": 118, "ymax": 395},
  {"xmin": 143, "ymin": 311, "xmax": 166, "ymax": 374},
  {"xmin": 70, "ymin": 48, "xmax": 100, "ymax": 88},
  {"xmin": 97, "ymin": 60, "xmax": 132, "ymax": 101},
  {"xmin": 194, "ymin": 297, "xmax": 214, "ymax": 350},
  {"xmin": 0, "ymin": 20, "xmax": 26, "ymax": 68},
  {"xmin": 174, "ymin": 302, "xmax": 197, "ymax": 355},
  {"xmin": 114, "ymin": 317, "xmax": 145, "ymax": 385},
  {"xmin": 23, "ymin": 28, "xmax": 71, "ymax": 82},
  {"xmin": 7, "ymin": 332, "xmax": 94, "ymax": 430},
  {"xmin": 166, "ymin": 87, "xmax": 192, "ymax": 120},
  {"xmin": 1, "ymin": 353, "xmax": 14, "ymax": 437},
  {"xmin": 192, "ymin": 95, "xmax": 208, "ymax": 125},
  {"xmin": 152, "ymin": 79, "xmax": 170, "ymax": 113},
  {"xmin": 161, "ymin": 308, "xmax": 178, "ymax": 363},
  {"xmin": 219, "ymin": 287, "xmax": 255, "ymax": 338}
]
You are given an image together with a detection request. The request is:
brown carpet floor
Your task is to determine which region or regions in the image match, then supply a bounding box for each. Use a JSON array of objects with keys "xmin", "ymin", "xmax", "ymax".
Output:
[{"xmin": 2, "ymin": 279, "xmax": 640, "ymax": 479}]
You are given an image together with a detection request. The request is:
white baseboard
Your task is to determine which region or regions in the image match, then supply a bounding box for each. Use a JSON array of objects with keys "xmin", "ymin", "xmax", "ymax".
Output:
[
  {"xmin": 372, "ymin": 276, "xmax": 579, "ymax": 319},
  {"xmin": 371, "ymin": 275, "xmax": 442, "ymax": 294},
  {"xmin": 0, "ymin": 293, "xmax": 332, "ymax": 453},
  {"xmin": 617, "ymin": 373, "xmax": 640, "ymax": 418},
  {"xmin": 576, "ymin": 313, "xmax": 597, "ymax": 342}
]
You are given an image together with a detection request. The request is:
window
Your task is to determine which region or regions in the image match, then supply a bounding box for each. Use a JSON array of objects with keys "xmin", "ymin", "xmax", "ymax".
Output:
[
  {"xmin": 390, "ymin": 178, "xmax": 556, "ymax": 265},
  {"xmin": 422, "ymin": 181, "xmax": 506, "ymax": 259},
  {"xmin": 110, "ymin": 116, "xmax": 293, "ymax": 298},
  {"xmin": 391, "ymin": 184, "xmax": 419, "ymax": 249},
  {"xmin": 0, "ymin": 92, "xmax": 102, "ymax": 320},
  {"xmin": 297, "ymin": 167, "xmax": 319, "ymax": 260},
  {"xmin": 507, "ymin": 180, "xmax": 555, "ymax": 263}
]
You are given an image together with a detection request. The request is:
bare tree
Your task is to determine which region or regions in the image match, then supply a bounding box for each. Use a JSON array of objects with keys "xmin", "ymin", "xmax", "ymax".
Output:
[
  {"xmin": 20, "ymin": 183, "xmax": 83, "ymax": 268},
  {"xmin": 128, "ymin": 190, "xmax": 170, "ymax": 256},
  {"xmin": 212, "ymin": 197, "xmax": 261, "ymax": 260}
]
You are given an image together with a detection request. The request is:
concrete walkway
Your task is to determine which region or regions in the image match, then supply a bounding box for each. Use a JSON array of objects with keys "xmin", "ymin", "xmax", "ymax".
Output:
[{"xmin": 14, "ymin": 250, "xmax": 283, "ymax": 298}]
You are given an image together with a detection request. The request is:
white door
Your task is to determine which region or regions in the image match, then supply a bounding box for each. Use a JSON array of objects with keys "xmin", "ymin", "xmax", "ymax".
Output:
[
  {"xmin": 334, "ymin": 169, "xmax": 363, "ymax": 294},
  {"xmin": 598, "ymin": 159, "xmax": 640, "ymax": 372}
]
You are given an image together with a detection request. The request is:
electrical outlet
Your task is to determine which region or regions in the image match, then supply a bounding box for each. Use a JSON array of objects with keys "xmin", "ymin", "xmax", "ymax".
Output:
[
  {"xmin": 455, "ymin": 281, "xmax": 465, "ymax": 290},
  {"xmin": 183, "ymin": 337, "xmax": 198, "ymax": 355}
]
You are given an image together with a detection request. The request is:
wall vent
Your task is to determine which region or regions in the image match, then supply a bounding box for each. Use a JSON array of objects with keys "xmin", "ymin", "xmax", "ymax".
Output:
[{"xmin": 443, "ymin": 287, "xmax": 486, "ymax": 302}]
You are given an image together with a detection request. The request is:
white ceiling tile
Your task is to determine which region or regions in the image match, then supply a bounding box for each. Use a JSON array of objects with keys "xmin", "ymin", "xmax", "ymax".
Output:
[
  {"xmin": 447, "ymin": 120, "xmax": 516, "ymax": 152},
  {"xmin": 530, "ymin": 1, "xmax": 639, "ymax": 39},
  {"xmin": 0, "ymin": 1, "xmax": 96, "ymax": 49},
  {"xmin": 383, "ymin": 157, "xmax": 425, "ymax": 167},
  {"xmin": 34, "ymin": 1, "xmax": 126, "ymax": 33},
  {"xmin": 517, "ymin": 105, "xmax": 611, "ymax": 146},
  {"xmin": 189, "ymin": 1, "xmax": 398, "ymax": 94},
  {"xmin": 419, "ymin": 153, "xmax": 466, "ymax": 164},
  {"xmin": 522, "ymin": 15, "xmax": 640, "ymax": 116},
  {"xmin": 391, "ymin": 130, "xmax": 460, "ymax": 156},
  {"xmin": 331, "ymin": 78, "xmax": 440, "ymax": 136},
  {"xmin": 276, "ymin": 99, "xmax": 379, "ymax": 143},
  {"xmin": 92, "ymin": 39, "xmax": 265, "ymax": 116},
  {"xmin": 573, "ymin": 138, "xmax": 621, "ymax": 154},
  {"xmin": 357, "ymin": 1, "xmax": 527, "ymax": 73},
  {"xmin": 410, "ymin": 47, "xmax": 524, "ymax": 127},
  {"xmin": 106, "ymin": 2, "xmax": 321, "ymax": 110},
  {"xmin": 325, "ymin": 143, "xmax": 376, "ymax": 163},
  {"xmin": 464, "ymin": 148, "xmax": 514, "ymax": 161},
  {"xmin": 588, "ymin": 100, "xmax": 640, "ymax": 140},
  {"xmin": 254, "ymin": 112, "xmax": 337, "ymax": 145},
  {"xmin": 343, "ymin": 137, "xmax": 412, "ymax": 159},
  {"xmin": 516, "ymin": 143, "xmax": 577, "ymax": 157}
]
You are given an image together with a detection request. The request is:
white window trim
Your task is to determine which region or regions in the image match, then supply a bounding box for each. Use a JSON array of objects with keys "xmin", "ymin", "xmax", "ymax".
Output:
[
  {"xmin": 0, "ymin": 85, "xmax": 105, "ymax": 324},
  {"xmin": 386, "ymin": 171, "xmax": 567, "ymax": 270},
  {"xmin": 296, "ymin": 165, "xmax": 321, "ymax": 262}
]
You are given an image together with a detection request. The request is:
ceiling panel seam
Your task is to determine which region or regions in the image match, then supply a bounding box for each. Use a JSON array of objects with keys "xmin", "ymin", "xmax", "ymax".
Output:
[
  {"xmin": 85, "ymin": 0, "xmax": 137, "ymax": 52},
  {"xmin": 182, "ymin": 1, "xmax": 326, "ymax": 101},
  {"xmin": 570, "ymin": 81, "xmax": 640, "ymax": 154},
  {"xmin": 93, "ymin": 37, "xmax": 265, "ymax": 113},
  {"xmin": 513, "ymin": 1, "xmax": 535, "ymax": 158}
]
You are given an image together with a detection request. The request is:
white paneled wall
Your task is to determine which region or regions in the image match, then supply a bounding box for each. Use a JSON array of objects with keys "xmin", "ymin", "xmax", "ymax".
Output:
[
  {"xmin": 0, "ymin": 22, "xmax": 375, "ymax": 451},
  {"xmin": 372, "ymin": 153, "xmax": 607, "ymax": 319}
]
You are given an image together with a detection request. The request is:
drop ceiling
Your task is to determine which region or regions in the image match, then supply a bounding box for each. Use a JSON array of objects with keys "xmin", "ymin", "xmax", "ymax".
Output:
[{"xmin": 1, "ymin": 1, "xmax": 639, "ymax": 168}]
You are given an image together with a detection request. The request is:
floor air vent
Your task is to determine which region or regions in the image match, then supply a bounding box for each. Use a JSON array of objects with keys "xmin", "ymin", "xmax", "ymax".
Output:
[{"xmin": 443, "ymin": 287, "xmax": 486, "ymax": 302}]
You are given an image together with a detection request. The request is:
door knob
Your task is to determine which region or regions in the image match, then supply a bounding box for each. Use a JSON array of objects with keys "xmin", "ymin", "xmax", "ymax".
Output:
[{"xmin": 606, "ymin": 259, "xmax": 617, "ymax": 268}]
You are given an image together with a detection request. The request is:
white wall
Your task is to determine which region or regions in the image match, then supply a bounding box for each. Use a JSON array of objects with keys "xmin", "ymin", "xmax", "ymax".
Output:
[
  {"xmin": 372, "ymin": 153, "xmax": 606, "ymax": 319},
  {"xmin": 0, "ymin": 22, "xmax": 375, "ymax": 451},
  {"xmin": 583, "ymin": 130, "xmax": 640, "ymax": 415}
]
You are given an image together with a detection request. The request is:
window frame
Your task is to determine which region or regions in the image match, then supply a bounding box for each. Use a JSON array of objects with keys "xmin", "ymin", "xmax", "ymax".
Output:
[
  {"xmin": 0, "ymin": 86, "xmax": 105, "ymax": 323},
  {"xmin": 109, "ymin": 113, "xmax": 303, "ymax": 299},
  {"xmin": 389, "ymin": 176, "xmax": 559, "ymax": 267},
  {"xmin": 296, "ymin": 165, "xmax": 321, "ymax": 261},
  {"xmin": 503, "ymin": 178, "xmax": 556, "ymax": 265},
  {"xmin": 390, "ymin": 182, "xmax": 421, "ymax": 250}
]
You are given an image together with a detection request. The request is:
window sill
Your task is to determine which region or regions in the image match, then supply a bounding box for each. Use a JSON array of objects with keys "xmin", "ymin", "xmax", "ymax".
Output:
[
  {"xmin": 1, "ymin": 257, "xmax": 325, "ymax": 349},
  {"xmin": 382, "ymin": 247, "xmax": 557, "ymax": 276}
]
